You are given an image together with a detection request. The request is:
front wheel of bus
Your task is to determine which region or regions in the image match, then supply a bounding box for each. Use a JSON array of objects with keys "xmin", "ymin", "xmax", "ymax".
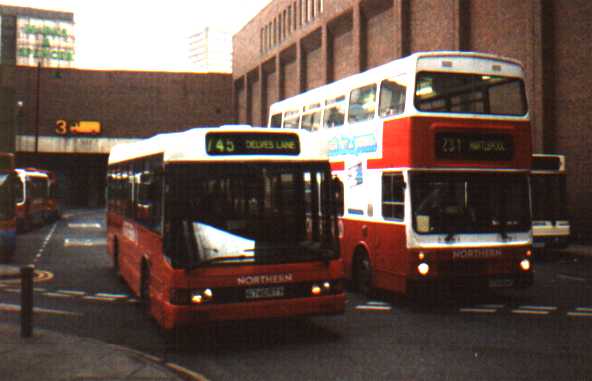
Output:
[
  {"xmin": 140, "ymin": 263, "xmax": 151, "ymax": 313},
  {"xmin": 354, "ymin": 250, "xmax": 373, "ymax": 297}
]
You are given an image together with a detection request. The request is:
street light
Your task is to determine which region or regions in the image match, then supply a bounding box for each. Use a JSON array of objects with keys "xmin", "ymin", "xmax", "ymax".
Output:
[{"xmin": 34, "ymin": 61, "xmax": 41, "ymax": 154}]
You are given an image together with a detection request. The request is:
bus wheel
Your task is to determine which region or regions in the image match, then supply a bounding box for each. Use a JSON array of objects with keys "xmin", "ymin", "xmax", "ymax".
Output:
[
  {"xmin": 112, "ymin": 239, "xmax": 120, "ymax": 275},
  {"xmin": 354, "ymin": 250, "xmax": 373, "ymax": 297},
  {"xmin": 140, "ymin": 263, "xmax": 151, "ymax": 312}
]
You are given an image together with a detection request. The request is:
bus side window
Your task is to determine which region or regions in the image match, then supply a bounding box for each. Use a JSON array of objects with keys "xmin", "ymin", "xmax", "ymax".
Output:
[
  {"xmin": 323, "ymin": 96, "xmax": 346, "ymax": 128},
  {"xmin": 301, "ymin": 111, "xmax": 321, "ymax": 131},
  {"xmin": 270, "ymin": 113, "xmax": 283, "ymax": 128},
  {"xmin": 348, "ymin": 84, "xmax": 377, "ymax": 124},
  {"xmin": 382, "ymin": 173, "xmax": 404, "ymax": 220},
  {"xmin": 379, "ymin": 78, "xmax": 406, "ymax": 118}
]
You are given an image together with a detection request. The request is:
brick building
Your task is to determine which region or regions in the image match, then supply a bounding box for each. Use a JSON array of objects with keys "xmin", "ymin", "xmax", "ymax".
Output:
[
  {"xmin": 15, "ymin": 67, "xmax": 233, "ymax": 207},
  {"xmin": 232, "ymin": 0, "xmax": 592, "ymax": 240},
  {"xmin": 1, "ymin": 5, "xmax": 234, "ymax": 207}
]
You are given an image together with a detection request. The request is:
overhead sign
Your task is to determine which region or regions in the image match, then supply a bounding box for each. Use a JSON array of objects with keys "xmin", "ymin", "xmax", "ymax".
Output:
[
  {"xmin": 16, "ymin": 17, "xmax": 75, "ymax": 68},
  {"xmin": 55, "ymin": 120, "xmax": 102, "ymax": 136}
]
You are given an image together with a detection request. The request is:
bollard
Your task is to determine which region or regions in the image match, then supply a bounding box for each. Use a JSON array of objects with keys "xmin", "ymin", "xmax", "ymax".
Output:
[{"xmin": 20, "ymin": 265, "xmax": 34, "ymax": 338}]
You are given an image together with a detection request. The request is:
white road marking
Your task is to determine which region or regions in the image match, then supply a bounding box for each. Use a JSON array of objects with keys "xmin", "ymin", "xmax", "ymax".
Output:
[
  {"xmin": 355, "ymin": 305, "xmax": 392, "ymax": 311},
  {"xmin": 460, "ymin": 308, "xmax": 498, "ymax": 314},
  {"xmin": 567, "ymin": 312, "xmax": 592, "ymax": 318},
  {"xmin": 64, "ymin": 238, "xmax": 106, "ymax": 247},
  {"xmin": 68, "ymin": 223, "xmax": 102, "ymax": 229},
  {"xmin": 0, "ymin": 303, "xmax": 82, "ymax": 316},
  {"xmin": 557, "ymin": 274, "xmax": 587, "ymax": 282},
  {"xmin": 57, "ymin": 290, "xmax": 87, "ymax": 296},
  {"xmin": 34, "ymin": 223, "xmax": 58, "ymax": 264},
  {"xmin": 517, "ymin": 305, "xmax": 558, "ymax": 311},
  {"xmin": 576, "ymin": 307, "xmax": 592, "ymax": 312},
  {"xmin": 82, "ymin": 295, "xmax": 118, "ymax": 302},
  {"xmin": 43, "ymin": 292, "xmax": 73, "ymax": 298},
  {"xmin": 95, "ymin": 293, "xmax": 129, "ymax": 299},
  {"xmin": 512, "ymin": 309, "xmax": 550, "ymax": 315}
]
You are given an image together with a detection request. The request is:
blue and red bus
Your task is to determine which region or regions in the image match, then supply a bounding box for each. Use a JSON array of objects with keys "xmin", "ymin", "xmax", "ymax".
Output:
[{"xmin": 269, "ymin": 51, "xmax": 534, "ymax": 296}]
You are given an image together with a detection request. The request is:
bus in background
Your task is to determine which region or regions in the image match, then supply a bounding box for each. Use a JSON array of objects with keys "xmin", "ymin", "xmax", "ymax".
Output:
[
  {"xmin": 531, "ymin": 154, "xmax": 570, "ymax": 249},
  {"xmin": 0, "ymin": 153, "xmax": 16, "ymax": 260},
  {"xmin": 269, "ymin": 51, "xmax": 533, "ymax": 297},
  {"xmin": 15, "ymin": 168, "xmax": 50, "ymax": 231},
  {"xmin": 38, "ymin": 169, "xmax": 60, "ymax": 222},
  {"xmin": 106, "ymin": 126, "xmax": 345, "ymax": 330}
]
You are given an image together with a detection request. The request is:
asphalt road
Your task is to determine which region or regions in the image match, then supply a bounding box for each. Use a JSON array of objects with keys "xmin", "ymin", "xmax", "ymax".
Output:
[{"xmin": 1, "ymin": 209, "xmax": 591, "ymax": 380}]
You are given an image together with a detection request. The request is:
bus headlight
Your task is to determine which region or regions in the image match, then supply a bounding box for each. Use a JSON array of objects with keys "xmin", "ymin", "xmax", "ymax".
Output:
[
  {"xmin": 520, "ymin": 259, "xmax": 531, "ymax": 272},
  {"xmin": 191, "ymin": 288, "xmax": 214, "ymax": 304},
  {"xmin": 311, "ymin": 281, "xmax": 334, "ymax": 296},
  {"xmin": 418, "ymin": 263, "xmax": 430, "ymax": 276}
]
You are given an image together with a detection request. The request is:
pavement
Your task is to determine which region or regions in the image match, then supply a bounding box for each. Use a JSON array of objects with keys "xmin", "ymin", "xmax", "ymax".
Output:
[
  {"xmin": 0, "ymin": 244, "xmax": 590, "ymax": 381},
  {"xmin": 0, "ymin": 265, "xmax": 204, "ymax": 381}
]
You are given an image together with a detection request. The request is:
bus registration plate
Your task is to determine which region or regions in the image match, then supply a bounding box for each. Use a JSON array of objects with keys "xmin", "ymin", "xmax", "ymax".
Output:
[{"xmin": 245, "ymin": 286, "xmax": 285, "ymax": 300}]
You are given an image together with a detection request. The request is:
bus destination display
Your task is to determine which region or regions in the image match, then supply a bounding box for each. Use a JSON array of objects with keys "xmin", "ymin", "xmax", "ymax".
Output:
[
  {"xmin": 435, "ymin": 132, "xmax": 513, "ymax": 161},
  {"xmin": 206, "ymin": 133, "xmax": 300, "ymax": 156}
]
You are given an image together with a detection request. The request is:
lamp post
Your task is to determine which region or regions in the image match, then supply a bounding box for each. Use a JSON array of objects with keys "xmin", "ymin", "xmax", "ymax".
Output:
[{"xmin": 34, "ymin": 61, "xmax": 41, "ymax": 154}]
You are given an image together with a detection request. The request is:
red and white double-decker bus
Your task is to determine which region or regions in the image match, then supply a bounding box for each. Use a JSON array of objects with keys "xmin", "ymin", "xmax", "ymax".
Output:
[
  {"xmin": 269, "ymin": 51, "xmax": 533, "ymax": 296},
  {"xmin": 0, "ymin": 153, "xmax": 16, "ymax": 260},
  {"xmin": 106, "ymin": 126, "xmax": 345, "ymax": 330}
]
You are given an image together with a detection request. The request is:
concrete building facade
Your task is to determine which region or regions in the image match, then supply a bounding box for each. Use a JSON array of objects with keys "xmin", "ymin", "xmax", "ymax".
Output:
[{"xmin": 232, "ymin": 0, "xmax": 592, "ymax": 240}]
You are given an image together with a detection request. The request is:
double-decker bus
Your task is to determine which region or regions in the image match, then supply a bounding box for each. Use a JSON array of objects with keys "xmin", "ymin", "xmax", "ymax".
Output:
[
  {"xmin": 15, "ymin": 168, "xmax": 51, "ymax": 231},
  {"xmin": 531, "ymin": 154, "xmax": 570, "ymax": 249},
  {"xmin": 269, "ymin": 51, "xmax": 533, "ymax": 296},
  {"xmin": 106, "ymin": 126, "xmax": 345, "ymax": 330},
  {"xmin": 0, "ymin": 153, "xmax": 16, "ymax": 260}
]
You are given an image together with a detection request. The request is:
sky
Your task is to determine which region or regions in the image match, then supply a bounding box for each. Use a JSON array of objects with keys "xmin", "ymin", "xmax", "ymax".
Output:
[{"xmin": 2, "ymin": 0, "xmax": 271, "ymax": 71}]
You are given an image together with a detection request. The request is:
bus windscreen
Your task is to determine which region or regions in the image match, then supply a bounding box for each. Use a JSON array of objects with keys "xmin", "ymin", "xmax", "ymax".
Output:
[{"xmin": 415, "ymin": 72, "xmax": 527, "ymax": 116}]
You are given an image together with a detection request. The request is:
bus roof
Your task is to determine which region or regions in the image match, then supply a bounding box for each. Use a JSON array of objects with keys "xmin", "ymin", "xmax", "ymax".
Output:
[
  {"xmin": 108, "ymin": 125, "xmax": 328, "ymax": 165},
  {"xmin": 269, "ymin": 50, "xmax": 525, "ymax": 113}
]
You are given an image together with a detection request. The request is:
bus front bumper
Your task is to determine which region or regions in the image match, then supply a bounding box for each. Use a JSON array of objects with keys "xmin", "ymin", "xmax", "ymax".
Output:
[{"xmin": 161, "ymin": 293, "xmax": 346, "ymax": 330}]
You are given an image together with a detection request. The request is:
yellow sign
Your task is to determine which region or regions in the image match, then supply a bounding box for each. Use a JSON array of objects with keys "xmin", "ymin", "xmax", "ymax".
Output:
[{"xmin": 56, "ymin": 120, "xmax": 102, "ymax": 135}]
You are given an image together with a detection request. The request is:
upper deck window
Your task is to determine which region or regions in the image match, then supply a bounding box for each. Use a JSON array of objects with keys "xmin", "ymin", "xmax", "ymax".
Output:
[
  {"xmin": 323, "ymin": 96, "xmax": 346, "ymax": 128},
  {"xmin": 414, "ymin": 72, "xmax": 527, "ymax": 116},
  {"xmin": 348, "ymin": 84, "xmax": 377, "ymax": 124}
]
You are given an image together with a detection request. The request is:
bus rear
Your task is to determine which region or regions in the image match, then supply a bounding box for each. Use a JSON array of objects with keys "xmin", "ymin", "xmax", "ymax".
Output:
[
  {"xmin": 0, "ymin": 153, "xmax": 16, "ymax": 260},
  {"xmin": 107, "ymin": 127, "xmax": 345, "ymax": 330},
  {"xmin": 531, "ymin": 154, "xmax": 570, "ymax": 249}
]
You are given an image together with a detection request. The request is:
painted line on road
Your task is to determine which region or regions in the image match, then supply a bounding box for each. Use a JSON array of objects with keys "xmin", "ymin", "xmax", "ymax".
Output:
[
  {"xmin": 355, "ymin": 305, "xmax": 392, "ymax": 312},
  {"xmin": 64, "ymin": 238, "xmax": 107, "ymax": 247},
  {"xmin": 567, "ymin": 312, "xmax": 592, "ymax": 318},
  {"xmin": 0, "ymin": 303, "xmax": 82, "ymax": 316},
  {"xmin": 475, "ymin": 304, "xmax": 505, "ymax": 309},
  {"xmin": 460, "ymin": 308, "xmax": 498, "ymax": 314},
  {"xmin": 557, "ymin": 274, "xmax": 587, "ymax": 282},
  {"xmin": 576, "ymin": 307, "xmax": 592, "ymax": 312},
  {"xmin": 511, "ymin": 309, "xmax": 550, "ymax": 315},
  {"xmin": 165, "ymin": 362, "xmax": 209, "ymax": 381},
  {"xmin": 34, "ymin": 223, "xmax": 58, "ymax": 264},
  {"xmin": 44, "ymin": 292, "xmax": 74, "ymax": 298},
  {"xmin": 68, "ymin": 223, "xmax": 102, "ymax": 229},
  {"xmin": 57, "ymin": 290, "xmax": 87, "ymax": 296},
  {"xmin": 82, "ymin": 295, "xmax": 118, "ymax": 302},
  {"xmin": 517, "ymin": 305, "xmax": 558, "ymax": 311},
  {"xmin": 95, "ymin": 292, "xmax": 129, "ymax": 299}
]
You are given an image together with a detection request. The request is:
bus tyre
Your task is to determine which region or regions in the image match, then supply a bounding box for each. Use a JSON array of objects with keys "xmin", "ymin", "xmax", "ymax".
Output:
[
  {"xmin": 140, "ymin": 263, "xmax": 151, "ymax": 313},
  {"xmin": 354, "ymin": 250, "xmax": 373, "ymax": 297}
]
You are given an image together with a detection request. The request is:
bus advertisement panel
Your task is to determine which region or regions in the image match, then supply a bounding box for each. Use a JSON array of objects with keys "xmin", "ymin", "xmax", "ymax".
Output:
[
  {"xmin": 106, "ymin": 126, "xmax": 345, "ymax": 330},
  {"xmin": 269, "ymin": 51, "xmax": 534, "ymax": 297}
]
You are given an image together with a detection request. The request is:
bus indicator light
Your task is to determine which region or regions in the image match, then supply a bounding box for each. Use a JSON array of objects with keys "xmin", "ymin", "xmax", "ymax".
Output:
[
  {"xmin": 418, "ymin": 263, "xmax": 430, "ymax": 276},
  {"xmin": 520, "ymin": 259, "xmax": 531, "ymax": 272}
]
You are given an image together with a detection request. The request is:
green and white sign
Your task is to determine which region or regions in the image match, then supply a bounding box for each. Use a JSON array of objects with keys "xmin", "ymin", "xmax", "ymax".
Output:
[{"xmin": 16, "ymin": 17, "xmax": 75, "ymax": 68}]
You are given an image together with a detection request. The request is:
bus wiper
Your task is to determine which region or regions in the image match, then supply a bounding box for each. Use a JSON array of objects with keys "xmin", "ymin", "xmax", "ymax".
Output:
[{"xmin": 199, "ymin": 253, "xmax": 255, "ymax": 265}]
